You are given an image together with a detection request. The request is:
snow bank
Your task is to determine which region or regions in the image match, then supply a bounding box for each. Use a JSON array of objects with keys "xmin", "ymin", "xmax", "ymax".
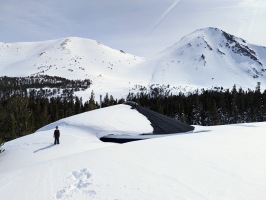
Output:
[
  {"xmin": 0, "ymin": 105, "xmax": 266, "ymax": 200},
  {"xmin": 38, "ymin": 104, "xmax": 153, "ymax": 137}
]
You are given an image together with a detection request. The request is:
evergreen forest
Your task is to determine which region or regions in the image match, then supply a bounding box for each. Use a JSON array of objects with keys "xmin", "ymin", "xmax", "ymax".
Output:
[
  {"xmin": 127, "ymin": 83, "xmax": 266, "ymax": 125},
  {"xmin": 0, "ymin": 75, "xmax": 265, "ymax": 152}
]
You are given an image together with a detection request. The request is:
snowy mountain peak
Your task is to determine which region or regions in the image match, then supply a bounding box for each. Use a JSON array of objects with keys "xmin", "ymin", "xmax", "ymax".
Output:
[
  {"xmin": 164, "ymin": 27, "xmax": 252, "ymax": 55},
  {"xmin": 145, "ymin": 27, "xmax": 266, "ymax": 89},
  {"xmin": 0, "ymin": 37, "xmax": 143, "ymax": 80},
  {"xmin": 1, "ymin": 28, "xmax": 266, "ymax": 101}
]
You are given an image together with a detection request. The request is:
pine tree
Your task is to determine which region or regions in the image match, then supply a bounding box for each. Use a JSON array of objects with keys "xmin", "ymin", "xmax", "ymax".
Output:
[
  {"xmin": 231, "ymin": 85, "xmax": 238, "ymax": 123},
  {"xmin": 191, "ymin": 94, "xmax": 201, "ymax": 125},
  {"xmin": 87, "ymin": 90, "xmax": 98, "ymax": 111},
  {"xmin": 74, "ymin": 97, "xmax": 82, "ymax": 114},
  {"xmin": 0, "ymin": 103, "xmax": 7, "ymax": 140},
  {"xmin": 209, "ymin": 99, "xmax": 220, "ymax": 125},
  {"xmin": 6, "ymin": 94, "xmax": 32, "ymax": 138},
  {"xmin": 38, "ymin": 98, "xmax": 51, "ymax": 128},
  {"xmin": 0, "ymin": 137, "xmax": 4, "ymax": 153},
  {"xmin": 102, "ymin": 93, "xmax": 110, "ymax": 107},
  {"xmin": 109, "ymin": 95, "xmax": 116, "ymax": 106}
]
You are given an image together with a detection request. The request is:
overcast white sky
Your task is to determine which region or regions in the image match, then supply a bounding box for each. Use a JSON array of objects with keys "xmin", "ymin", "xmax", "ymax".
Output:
[{"xmin": 0, "ymin": 0, "xmax": 266, "ymax": 56}]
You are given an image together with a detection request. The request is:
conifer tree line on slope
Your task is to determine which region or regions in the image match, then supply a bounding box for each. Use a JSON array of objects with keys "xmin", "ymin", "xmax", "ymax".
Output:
[
  {"xmin": 127, "ymin": 82, "xmax": 266, "ymax": 126},
  {"xmin": 0, "ymin": 76, "xmax": 122, "ymax": 146},
  {"xmin": 0, "ymin": 75, "xmax": 93, "ymax": 145},
  {"xmin": 0, "ymin": 91, "xmax": 121, "ymax": 144},
  {"xmin": 0, "ymin": 75, "xmax": 91, "ymax": 99},
  {"xmin": 0, "ymin": 75, "xmax": 265, "ymax": 152}
]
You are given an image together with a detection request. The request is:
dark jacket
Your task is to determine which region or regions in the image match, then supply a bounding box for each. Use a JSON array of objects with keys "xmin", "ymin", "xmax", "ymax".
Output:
[{"xmin": 54, "ymin": 129, "xmax": 60, "ymax": 138}]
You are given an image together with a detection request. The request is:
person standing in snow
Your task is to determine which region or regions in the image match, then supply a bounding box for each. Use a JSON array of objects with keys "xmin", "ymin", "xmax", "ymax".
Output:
[{"xmin": 54, "ymin": 126, "xmax": 60, "ymax": 145}]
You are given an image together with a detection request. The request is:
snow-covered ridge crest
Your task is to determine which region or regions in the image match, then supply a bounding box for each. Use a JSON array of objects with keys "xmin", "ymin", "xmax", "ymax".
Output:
[
  {"xmin": 1, "ymin": 27, "xmax": 266, "ymax": 101},
  {"xmin": 139, "ymin": 27, "xmax": 266, "ymax": 90},
  {"xmin": 0, "ymin": 37, "xmax": 143, "ymax": 80}
]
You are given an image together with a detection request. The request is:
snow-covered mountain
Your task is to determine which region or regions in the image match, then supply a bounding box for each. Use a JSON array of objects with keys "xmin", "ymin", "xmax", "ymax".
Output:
[
  {"xmin": 0, "ymin": 37, "xmax": 145, "ymax": 99},
  {"xmin": 1, "ymin": 27, "xmax": 266, "ymax": 100},
  {"xmin": 1, "ymin": 28, "xmax": 266, "ymax": 200},
  {"xmin": 1, "ymin": 104, "xmax": 266, "ymax": 200},
  {"xmin": 135, "ymin": 27, "xmax": 266, "ymax": 90},
  {"xmin": 0, "ymin": 37, "xmax": 142, "ymax": 79}
]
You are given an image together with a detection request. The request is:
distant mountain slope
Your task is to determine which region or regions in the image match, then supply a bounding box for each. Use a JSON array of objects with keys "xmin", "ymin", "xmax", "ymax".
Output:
[
  {"xmin": 0, "ymin": 28, "xmax": 266, "ymax": 100},
  {"xmin": 133, "ymin": 27, "xmax": 266, "ymax": 90},
  {"xmin": 0, "ymin": 37, "xmax": 143, "ymax": 80},
  {"xmin": 0, "ymin": 37, "xmax": 145, "ymax": 100}
]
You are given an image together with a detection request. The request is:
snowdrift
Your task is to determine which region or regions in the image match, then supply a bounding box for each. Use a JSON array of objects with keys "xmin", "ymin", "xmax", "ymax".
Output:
[{"xmin": 1, "ymin": 104, "xmax": 266, "ymax": 200}]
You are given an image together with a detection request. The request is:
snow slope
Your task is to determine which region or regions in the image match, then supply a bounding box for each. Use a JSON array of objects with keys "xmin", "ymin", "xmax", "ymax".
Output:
[
  {"xmin": 1, "ymin": 27, "xmax": 266, "ymax": 100},
  {"xmin": 134, "ymin": 27, "xmax": 266, "ymax": 90},
  {"xmin": 1, "ymin": 104, "xmax": 266, "ymax": 200},
  {"xmin": 0, "ymin": 38, "xmax": 143, "ymax": 79},
  {"xmin": 0, "ymin": 37, "xmax": 147, "ymax": 101}
]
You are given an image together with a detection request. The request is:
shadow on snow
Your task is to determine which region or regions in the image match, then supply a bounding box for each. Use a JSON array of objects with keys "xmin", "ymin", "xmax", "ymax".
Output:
[{"xmin": 33, "ymin": 144, "xmax": 55, "ymax": 153}]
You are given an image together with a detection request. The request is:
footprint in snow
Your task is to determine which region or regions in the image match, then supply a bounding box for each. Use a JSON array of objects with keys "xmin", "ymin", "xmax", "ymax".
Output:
[
  {"xmin": 55, "ymin": 168, "xmax": 96, "ymax": 199},
  {"xmin": 56, "ymin": 189, "xmax": 65, "ymax": 199}
]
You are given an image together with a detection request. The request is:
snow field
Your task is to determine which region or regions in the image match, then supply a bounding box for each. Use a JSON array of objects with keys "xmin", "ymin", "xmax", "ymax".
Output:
[{"xmin": 0, "ymin": 105, "xmax": 266, "ymax": 199}]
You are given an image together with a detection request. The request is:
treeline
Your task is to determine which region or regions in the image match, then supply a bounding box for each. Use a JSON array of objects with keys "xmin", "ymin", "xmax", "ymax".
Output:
[
  {"xmin": 0, "ymin": 91, "xmax": 123, "ymax": 144},
  {"xmin": 0, "ymin": 75, "xmax": 94, "ymax": 146},
  {"xmin": 127, "ymin": 83, "xmax": 266, "ymax": 126},
  {"xmin": 1, "ymin": 75, "xmax": 266, "ymax": 152},
  {"xmin": 0, "ymin": 75, "xmax": 91, "ymax": 99}
]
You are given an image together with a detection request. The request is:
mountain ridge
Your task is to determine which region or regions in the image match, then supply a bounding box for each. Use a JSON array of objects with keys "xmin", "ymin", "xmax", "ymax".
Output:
[
  {"xmin": 0, "ymin": 37, "xmax": 142, "ymax": 79},
  {"xmin": 138, "ymin": 27, "xmax": 266, "ymax": 90},
  {"xmin": 0, "ymin": 27, "xmax": 266, "ymax": 100}
]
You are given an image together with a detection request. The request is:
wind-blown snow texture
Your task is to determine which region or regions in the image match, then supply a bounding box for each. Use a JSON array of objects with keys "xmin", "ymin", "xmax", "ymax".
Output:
[
  {"xmin": 1, "ymin": 27, "xmax": 266, "ymax": 101},
  {"xmin": 0, "ymin": 104, "xmax": 266, "ymax": 200}
]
